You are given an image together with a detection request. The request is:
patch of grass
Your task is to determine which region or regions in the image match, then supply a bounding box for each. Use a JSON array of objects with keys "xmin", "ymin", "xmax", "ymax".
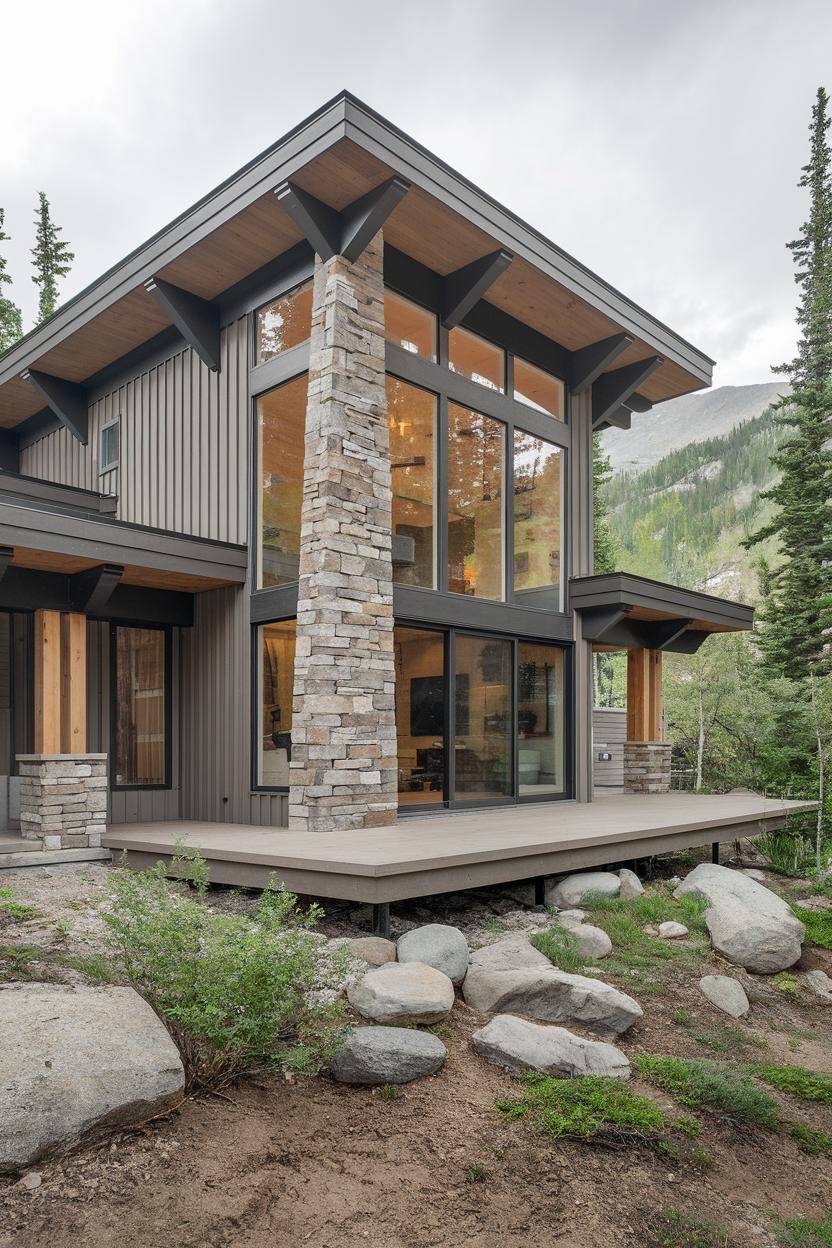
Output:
[
  {"xmin": 771, "ymin": 972, "xmax": 801, "ymax": 996},
  {"xmin": 0, "ymin": 889, "xmax": 37, "ymax": 924},
  {"xmin": 634, "ymin": 1055, "xmax": 780, "ymax": 1129},
  {"xmin": 426, "ymin": 1022, "xmax": 451, "ymax": 1040},
  {"xmin": 749, "ymin": 1062, "xmax": 832, "ymax": 1105},
  {"xmin": 797, "ymin": 907, "xmax": 832, "ymax": 950},
  {"xmin": 496, "ymin": 1073, "xmax": 667, "ymax": 1145},
  {"xmin": 377, "ymin": 1084, "xmax": 399, "ymax": 1101},
  {"xmin": 466, "ymin": 1164, "xmax": 489, "ymax": 1184},
  {"xmin": 789, "ymin": 1122, "xmax": 832, "ymax": 1155},
  {"xmin": 648, "ymin": 1208, "xmax": 732, "ymax": 1247},
  {"xmin": 530, "ymin": 925, "xmax": 585, "ymax": 973},
  {"xmin": 56, "ymin": 951, "xmax": 122, "ymax": 984},
  {"xmin": 672, "ymin": 1009, "xmax": 754, "ymax": 1056},
  {"xmin": 773, "ymin": 1215, "xmax": 832, "ymax": 1247},
  {"xmin": 0, "ymin": 942, "xmax": 50, "ymax": 982}
]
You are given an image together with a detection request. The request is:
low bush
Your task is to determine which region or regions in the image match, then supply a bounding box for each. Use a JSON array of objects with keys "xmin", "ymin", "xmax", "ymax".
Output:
[
  {"xmin": 496, "ymin": 1073, "xmax": 667, "ymax": 1144},
  {"xmin": 633, "ymin": 1056, "xmax": 780, "ymax": 1128},
  {"xmin": 648, "ymin": 1208, "xmax": 733, "ymax": 1247},
  {"xmin": 750, "ymin": 1062, "xmax": 832, "ymax": 1105},
  {"xmin": 103, "ymin": 852, "xmax": 351, "ymax": 1088}
]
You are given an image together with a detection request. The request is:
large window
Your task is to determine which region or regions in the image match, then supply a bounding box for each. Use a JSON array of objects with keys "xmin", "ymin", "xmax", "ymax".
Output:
[
  {"xmin": 112, "ymin": 626, "xmax": 168, "ymax": 788},
  {"xmin": 385, "ymin": 291, "xmax": 437, "ymax": 362},
  {"xmin": 394, "ymin": 625, "xmax": 567, "ymax": 807},
  {"xmin": 257, "ymin": 620, "xmax": 296, "ymax": 789},
  {"xmin": 387, "ymin": 377, "xmax": 436, "ymax": 589},
  {"xmin": 447, "ymin": 404, "xmax": 505, "ymax": 600},
  {"xmin": 255, "ymin": 281, "xmax": 313, "ymax": 364},
  {"xmin": 513, "ymin": 431, "xmax": 563, "ymax": 610},
  {"xmin": 256, "ymin": 374, "xmax": 307, "ymax": 588}
]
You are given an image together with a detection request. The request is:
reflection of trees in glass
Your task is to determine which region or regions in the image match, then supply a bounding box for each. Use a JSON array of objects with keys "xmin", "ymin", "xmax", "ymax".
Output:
[
  {"xmin": 513, "ymin": 431, "xmax": 561, "ymax": 593},
  {"xmin": 258, "ymin": 375, "xmax": 307, "ymax": 585},
  {"xmin": 257, "ymin": 282, "xmax": 313, "ymax": 362},
  {"xmin": 447, "ymin": 404, "xmax": 504, "ymax": 598}
]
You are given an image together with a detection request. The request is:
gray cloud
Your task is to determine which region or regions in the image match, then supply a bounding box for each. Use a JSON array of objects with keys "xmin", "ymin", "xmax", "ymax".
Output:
[{"xmin": 2, "ymin": 0, "xmax": 829, "ymax": 386}]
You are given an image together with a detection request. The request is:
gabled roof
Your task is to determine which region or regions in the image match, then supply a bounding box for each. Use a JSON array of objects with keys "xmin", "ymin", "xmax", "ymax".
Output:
[{"xmin": 0, "ymin": 90, "xmax": 714, "ymax": 431}]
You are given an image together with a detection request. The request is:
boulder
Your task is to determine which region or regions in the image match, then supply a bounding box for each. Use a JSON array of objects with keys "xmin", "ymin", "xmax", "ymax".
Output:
[
  {"xmin": 675, "ymin": 864, "xmax": 804, "ymax": 973},
  {"xmin": 804, "ymin": 969, "xmax": 832, "ymax": 1004},
  {"xmin": 547, "ymin": 872, "xmax": 621, "ymax": 909},
  {"xmin": 468, "ymin": 935, "xmax": 551, "ymax": 973},
  {"xmin": 657, "ymin": 921, "xmax": 689, "ymax": 939},
  {"xmin": 346, "ymin": 937, "xmax": 397, "ymax": 967},
  {"xmin": 462, "ymin": 965, "xmax": 642, "ymax": 1037},
  {"xmin": 328, "ymin": 1026, "xmax": 447, "ymax": 1085},
  {"xmin": 553, "ymin": 909, "xmax": 587, "ymax": 929},
  {"xmin": 698, "ymin": 975, "xmax": 750, "ymax": 1019},
  {"xmin": 471, "ymin": 1015, "xmax": 630, "ymax": 1079},
  {"xmin": 617, "ymin": 868, "xmax": 644, "ymax": 900},
  {"xmin": 397, "ymin": 924, "xmax": 469, "ymax": 985},
  {"xmin": 572, "ymin": 924, "xmax": 612, "ymax": 960},
  {"xmin": 347, "ymin": 962, "xmax": 454, "ymax": 1024},
  {"xmin": 0, "ymin": 984, "xmax": 184, "ymax": 1172}
]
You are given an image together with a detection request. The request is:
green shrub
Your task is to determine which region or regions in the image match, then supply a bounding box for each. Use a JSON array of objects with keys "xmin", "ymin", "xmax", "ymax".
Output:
[
  {"xmin": 103, "ymin": 854, "xmax": 351, "ymax": 1088},
  {"xmin": 648, "ymin": 1208, "xmax": 732, "ymax": 1247},
  {"xmin": 789, "ymin": 1122, "xmax": 832, "ymax": 1155},
  {"xmin": 466, "ymin": 1164, "xmax": 489, "ymax": 1183},
  {"xmin": 634, "ymin": 1056, "xmax": 780, "ymax": 1128},
  {"xmin": 496, "ymin": 1073, "xmax": 667, "ymax": 1144},
  {"xmin": 773, "ymin": 1215, "xmax": 832, "ymax": 1247},
  {"xmin": 750, "ymin": 1062, "xmax": 832, "ymax": 1105},
  {"xmin": 796, "ymin": 907, "xmax": 832, "ymax": 950}
]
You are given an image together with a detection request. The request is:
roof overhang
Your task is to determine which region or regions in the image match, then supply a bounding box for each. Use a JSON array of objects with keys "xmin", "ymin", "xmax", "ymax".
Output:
[
  {"xmin": 0, "ymin": 91, "xmax": 713, "ymax": 432},
  {"xmin": 570, "ymin": 573, "xmax": 754, "ymax": 653}
]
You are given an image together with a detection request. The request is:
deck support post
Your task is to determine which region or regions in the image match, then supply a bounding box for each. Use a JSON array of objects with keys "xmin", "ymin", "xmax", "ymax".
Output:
[
  {"xmin": 711, "ymin": 842, "xmax": 720, "ymax": 865},
  {"xmin": 372, "ymin": 903, "xmax": 391, "ymax": 940},
  {"xmin": 533, "ymin": 877, "xmax": 546, "ymax": 907}
]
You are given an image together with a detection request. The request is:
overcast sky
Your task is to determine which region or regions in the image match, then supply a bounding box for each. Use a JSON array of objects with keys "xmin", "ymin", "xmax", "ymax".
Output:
[{"xmin": 2, "ymin": 0, "xmax": 831, "ymax": 387}]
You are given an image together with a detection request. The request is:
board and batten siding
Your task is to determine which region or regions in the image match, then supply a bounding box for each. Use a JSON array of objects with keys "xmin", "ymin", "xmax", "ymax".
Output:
[
  {"xmin": 180, "ymin": 585, "xmax": 287, "ymax": 828},
  {"xmin": 20, "ymin": 317, "xmax": 250, "ymax": 545}
]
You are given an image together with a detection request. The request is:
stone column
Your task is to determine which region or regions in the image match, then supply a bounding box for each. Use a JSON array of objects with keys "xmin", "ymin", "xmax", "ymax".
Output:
[
  {"xmin": 17, "ymin": 753, "xmax": 108, "ymax": 849},
  {"xmin": 288, "ymin": 231, "xmax": 398, "ymax": 832},
  {"xmin": 623, "ymin": 741, "xmax": 672, "ymax": 794}
]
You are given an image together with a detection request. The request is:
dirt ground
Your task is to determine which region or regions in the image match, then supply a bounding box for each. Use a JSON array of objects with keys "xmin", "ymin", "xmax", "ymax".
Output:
[{"xmin": 1, "ymin": 857, "xmax": 831, "ymax": 1248}]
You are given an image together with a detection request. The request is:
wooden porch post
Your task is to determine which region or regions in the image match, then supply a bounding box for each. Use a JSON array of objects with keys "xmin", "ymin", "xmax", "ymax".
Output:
[
  {"xmin": 61, "ymin": 612, "xmax": 87, "ymax": 753},
  {"xmin": 34, "ymin": 609, "xmax": 62, "ymax": 754},
  {"xmin": 626, "ymin": 648, "xmax": 662, "ymax": 742}
]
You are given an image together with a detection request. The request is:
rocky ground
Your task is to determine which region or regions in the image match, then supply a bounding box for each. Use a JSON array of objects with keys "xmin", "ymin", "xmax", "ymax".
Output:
[{"xmin": 1, "ymin": 849, "xmax": 831, "ymax": 1248}]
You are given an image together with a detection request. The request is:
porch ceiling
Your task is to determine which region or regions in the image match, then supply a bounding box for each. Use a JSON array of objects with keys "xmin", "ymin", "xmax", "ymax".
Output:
[{"xmin": 0, "ymin": 93, "xmax": 713, "ymax": 431}]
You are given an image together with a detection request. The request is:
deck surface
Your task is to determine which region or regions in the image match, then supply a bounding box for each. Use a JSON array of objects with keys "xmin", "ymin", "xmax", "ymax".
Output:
[{"xmin": 103, "ymin": 792, "xmax": 814, "ymax": 902}]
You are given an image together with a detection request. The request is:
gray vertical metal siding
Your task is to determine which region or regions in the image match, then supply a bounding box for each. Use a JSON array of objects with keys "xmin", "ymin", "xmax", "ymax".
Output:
[
  {"xmin": 20, "ymin": 317, "xmax": 249, "ymax": 545},
  {"xmin": 180, "ymin": 585, "xmax": 287, "ymax": 828}
]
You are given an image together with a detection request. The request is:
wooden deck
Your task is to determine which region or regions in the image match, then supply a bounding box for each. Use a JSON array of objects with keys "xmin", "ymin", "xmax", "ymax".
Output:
[{"xmin": 103, "ymin": 792, "xmax": 815, "ymax": 904}]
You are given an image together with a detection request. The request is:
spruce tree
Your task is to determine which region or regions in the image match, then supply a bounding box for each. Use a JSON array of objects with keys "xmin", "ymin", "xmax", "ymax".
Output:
[
  {"xmin": 31, "ymin": 192, "xmax": 74, "ymax": 323},
  {"xmin": 746, "ymin": 86, "xmax": 832, "ymax": 874},
  {"xmin": 592, "ymin": 432, "xmax": 619, "ymax": 575},
  {"xmin": 0, "ymin": 209, "xmax": 22, "ymax": 353}
]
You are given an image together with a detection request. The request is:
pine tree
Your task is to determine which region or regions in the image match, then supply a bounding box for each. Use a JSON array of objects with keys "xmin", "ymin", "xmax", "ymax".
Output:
[
  {"xmin": 592, "ymin": 432, "xmax": 619, "ymax": 575},
  {"xmin": 0, "ymin": 209, "xmax": 22, "ymax": 353},
  {"xmin": 746, "ymin": 86, "xmax": 832, "ymax": 874},
  {"xmin": 31, "ymin": 192, "xmax": 74, "ymax": 323}
]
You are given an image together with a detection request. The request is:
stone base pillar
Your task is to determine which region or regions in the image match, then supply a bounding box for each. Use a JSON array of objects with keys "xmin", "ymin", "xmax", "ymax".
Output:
[
  {"xmin": 623, "ymin": 741, "xmax": 671, "ymax": 794},
  {"xmin": 17, "ymin": 754, "xmax": 108, "ymax": 850},
  {"xmin": 288, "ymin": 230, "xmax": 398, "ymax": 833}
]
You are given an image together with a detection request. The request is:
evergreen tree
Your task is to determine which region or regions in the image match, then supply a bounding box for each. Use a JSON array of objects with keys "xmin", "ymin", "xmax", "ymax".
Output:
[
  {"xmin": 592, "ymin": 432, "xmax": 619, "ymax": 575},
  {"xmin": 0, "ymin": 209, "xmax": 22, "ymax": 353},
  {"xmin": 31, "ymin": 192, "xmax": 74, "ymax": 323}
]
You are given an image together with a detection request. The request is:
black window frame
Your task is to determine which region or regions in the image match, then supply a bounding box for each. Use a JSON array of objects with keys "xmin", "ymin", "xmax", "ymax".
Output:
[
  {"xmin": 109, "ymin": 621, "xmax": 173, "ymax": 792},
  {"xmin": 98, "ymin": 417, "xmax": 120, "ymax": 475},
  {"xmin": 251, "ymin": 615, "xmax": 297, "ymax": 794}
]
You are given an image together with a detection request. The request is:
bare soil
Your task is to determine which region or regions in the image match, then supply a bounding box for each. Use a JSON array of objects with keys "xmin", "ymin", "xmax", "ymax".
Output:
[{"xmin": 1, "ymin": 857, "xmax": 831, "ymax": 1248}]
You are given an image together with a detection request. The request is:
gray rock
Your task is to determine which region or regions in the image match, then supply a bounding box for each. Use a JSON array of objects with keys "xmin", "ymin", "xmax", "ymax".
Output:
[
  {"xmin": 462, "ymin": 966, "xmax": 642, "ymax": 1037},
  {"xmin": 346, "ymin": 937, "xmax": 397, "ymax": 967},
  {"xmin": 657, "ymin": 921, "xmax": 689, "ymax": 939},
  {"xmin": 675, "ymin": 864, "xmax": 805, "ymax": 973},
  {"xmin": 347, "ymin": 961, "xmax": 454, "ymax": 1024},
  {"xmin": 617, "ymin": 868, "xmax": 644, "ymax": 899},
  {"xmin": 572, "ymin": 924, "xmax": 613, "ymax": 960},
  {"xmin": 553, "ymin": 909, "xmax": 587, "ymax": 929},
  {"xmin": 397, "ymin": 924, "xmax": 469, "ymax": 985},
  {"xmin": 547, "ymin": 872, "xmax": 621, "ymax": 909},
  {"xmin": 804, "ymin": 969, "xmax": 832, "ymax": 1003},
  {"xmin": 471, "ymin": 1015, "xmax": 630, "ymax": 1078},
  {"xmin": 0, "ymin": 984, "xmax": 184, "ymax": 1171},
  {"xmin": 741, "ymin": 868, "xmax": 767, "ymax": 881},
  {"xmin": 328, "ymin": 1026, "xmax": 447, "ymax": 1085},
  {"xmin": 468, "ymin": 935, "xmax": 551, "ymax": 973},
  {"xmin": 698, "ymin": 974, "xmax": 750, "ymax": 1018}
]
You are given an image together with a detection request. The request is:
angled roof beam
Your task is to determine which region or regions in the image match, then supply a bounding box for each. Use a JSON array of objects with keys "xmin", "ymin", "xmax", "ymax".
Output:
[
  {"xmin": 144, "ymin": 278, "xmax": 221, "ymax": 372},
  {"xmin": 597, "ymin": 405, "xmax": 632, "ymax": 433},
  {"xmin": 569, "ymin": 333, "xmax": 633, "ymax": 395},
  {"xmin": 22, "ymin": 370, "xmax": 89, "ymax": 444},
  {"xmin": 578, "ymin": 605, "xmax": 628, "ymax": 643},
  {"xmin": 70, "ymin": 563, "xmax": 124, "ymax": 614},
  {"xmin": 0, "ymin": 547, "xmax": 13, "ymax": 583},
  {"xmin": 592, "ymin": 356, "xmax": 663, "ymax": 430},
  {"xmin": 651, "ymin": 618, "xmax": 694, "ymax": 651},
  {"xmin": 275, "ymin": 177, "xmax": 411, "ymax": 264},
  {"xmin": 626, "ymin": 392, "xmax": 653, "ymax": 414},
  {"xmin": 442, "ymin": 249, "xmax": 514, "ymax": 329}
]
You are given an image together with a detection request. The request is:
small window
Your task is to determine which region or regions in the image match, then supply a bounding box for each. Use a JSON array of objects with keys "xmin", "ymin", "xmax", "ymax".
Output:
[
  {"xmin": 448, "ymin": 326, "xmax": 505, "ymax": 393},
  {"xmin": 113, "ymin": 626, "xmax": 168, "ymax": 788},
  {"xmin": 258, "ymin": 619, "xmax": 296, "ymax": 788},
  {"xmin": 384, "ymin": 290, "xmax": 437, "ymax": 362},
  {"xmin": 513, "ymin": 357, "xmax": 565, "ymax": 421},
  {"xmin": 255, "ymin": 280, "xmax": 313, "ymax": 364},
  {"xmin": 99, "ymin": 420, "xmax": 119, "ymax": 473}
]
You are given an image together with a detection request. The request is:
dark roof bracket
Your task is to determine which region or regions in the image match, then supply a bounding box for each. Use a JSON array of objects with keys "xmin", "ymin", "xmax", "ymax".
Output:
[
  {"xmin": 276, "ymin": 176, "xmax": 411, "ymax": 264},
  {"xmin": 70, "ymin": 563, "xmax": 124, "ymax": 613},
  {"xmin": 569, "ymin": 333, "xmax": 633, "ymax": 394},
  {"xmin": 592, "ymin": 356, "xmax": 663, "ymax": 430},
  {"xmin": 144, "ymin": 277, "xmax": 221, "ymax": 372},
  {"xmin": 442, "ymin": 249, "xmax": 514, "ymax": 329},
  {"xmin": 0, "ymin": 547, "xmax": 13, "ymax": 583},
  {"xmin": 21, "ymin": 370, "xmax": 89, "ymax": 445}
]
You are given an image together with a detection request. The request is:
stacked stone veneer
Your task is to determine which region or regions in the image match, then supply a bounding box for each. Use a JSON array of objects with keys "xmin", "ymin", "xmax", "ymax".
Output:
[
  {"xmin": 623, "ymin": 741, "xmax": 672, "ymax": 795},
  {"xmin": 288, "ymin": 230, "xmax": 398, "ymax": 832},
  {"xmin": 17, "ymin": 754, "xmax": 108, "ymax": 849}
]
